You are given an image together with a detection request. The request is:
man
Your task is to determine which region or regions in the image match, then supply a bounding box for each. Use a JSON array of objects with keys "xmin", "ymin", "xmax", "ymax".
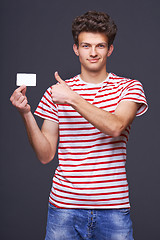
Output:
[{"xmin": 10, "ymin": 11, "xmax": 148, "ymax": 240}]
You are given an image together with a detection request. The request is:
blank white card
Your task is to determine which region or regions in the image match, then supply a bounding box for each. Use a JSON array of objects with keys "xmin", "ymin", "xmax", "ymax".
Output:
[{"xmin": 16, "ymin": 73, "xmax": 36, "ymax": 86}]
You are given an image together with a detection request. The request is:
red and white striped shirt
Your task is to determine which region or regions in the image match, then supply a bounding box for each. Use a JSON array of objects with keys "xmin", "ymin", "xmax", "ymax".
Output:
[{"xmin": 34, "ymin": 73, "xmax": 148, "ymax": 209}]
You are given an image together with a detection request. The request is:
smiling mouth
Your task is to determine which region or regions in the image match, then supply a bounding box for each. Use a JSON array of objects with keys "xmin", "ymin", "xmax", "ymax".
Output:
[{"xmin": 88, "ymin": 58, "xmax": 100, "ymax": 63}]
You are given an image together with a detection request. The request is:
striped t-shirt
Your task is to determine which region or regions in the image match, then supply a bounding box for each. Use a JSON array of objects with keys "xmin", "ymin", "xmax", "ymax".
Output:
[{"xmin": 34, "ymin": 73, "xmax": 148, "ymax": 209}]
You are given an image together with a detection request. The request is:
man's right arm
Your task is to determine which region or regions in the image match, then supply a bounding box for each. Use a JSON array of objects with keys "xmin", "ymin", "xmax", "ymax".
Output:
[{"xmin": 10, "ymin": 85, "xmax": 58, "ymax": 164}]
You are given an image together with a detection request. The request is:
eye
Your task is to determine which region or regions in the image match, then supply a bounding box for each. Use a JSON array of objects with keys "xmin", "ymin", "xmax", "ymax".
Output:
[
  {"xmin": 97, "ymin": 44, "xmax": 106, "ymax": 48},
  {"xmin": 82, "ymin": 44, "xmax": 90, "ymax": 48}
]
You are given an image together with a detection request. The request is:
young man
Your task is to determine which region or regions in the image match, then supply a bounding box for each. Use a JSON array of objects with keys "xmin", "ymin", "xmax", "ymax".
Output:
[{"xmin": 10, "ymin": 11, "xmax": 148, "ymax": 240}]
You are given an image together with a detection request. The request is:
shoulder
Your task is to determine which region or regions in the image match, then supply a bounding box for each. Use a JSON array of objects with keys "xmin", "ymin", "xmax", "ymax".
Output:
[{"xmin": 109, "ymin": 73, "xmax": 143, "ymax": 88}]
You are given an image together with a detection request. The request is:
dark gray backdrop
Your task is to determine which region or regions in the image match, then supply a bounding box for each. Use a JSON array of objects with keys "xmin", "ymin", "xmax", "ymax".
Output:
[{"xmin": 1, "ymin": 0, "xmax": 159, "ymax": 239}]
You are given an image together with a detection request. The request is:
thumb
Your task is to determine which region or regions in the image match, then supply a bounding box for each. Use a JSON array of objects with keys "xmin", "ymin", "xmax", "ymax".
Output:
[
  {"xmin": 54, "ymin": 71, "xmax": 65, "ymax": 84},
  {"xmin": 21, "ymin": 85, "xmax": 27, "ymax": 96}
]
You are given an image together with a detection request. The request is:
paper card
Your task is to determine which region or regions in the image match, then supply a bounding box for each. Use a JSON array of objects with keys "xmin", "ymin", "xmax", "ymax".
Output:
[{"xmin": 16, "ymin": 73, "xmax": 36, "ymax": 86}]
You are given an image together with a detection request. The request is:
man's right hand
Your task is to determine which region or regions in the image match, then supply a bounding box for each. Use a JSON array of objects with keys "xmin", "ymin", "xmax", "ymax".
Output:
[{"xmin": 10, "ymin": 85, "xmax": 31, "ymax": 114}]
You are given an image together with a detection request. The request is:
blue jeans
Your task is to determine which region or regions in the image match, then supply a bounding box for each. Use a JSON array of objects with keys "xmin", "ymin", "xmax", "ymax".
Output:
[{"xmin": 45, "ymin": 202, "xmax": 134, "ymax": 240}]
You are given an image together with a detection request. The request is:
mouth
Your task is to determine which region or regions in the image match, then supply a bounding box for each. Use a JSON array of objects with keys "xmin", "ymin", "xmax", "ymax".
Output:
[{"xmin": 87, "ymin": 58, "xmax": 100, "ymax": 63}]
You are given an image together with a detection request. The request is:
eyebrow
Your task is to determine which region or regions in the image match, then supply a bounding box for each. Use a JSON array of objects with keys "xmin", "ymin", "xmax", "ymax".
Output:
[{"xmin": 80, "ymin": 42, "xmax": 108, "ymax": 46}]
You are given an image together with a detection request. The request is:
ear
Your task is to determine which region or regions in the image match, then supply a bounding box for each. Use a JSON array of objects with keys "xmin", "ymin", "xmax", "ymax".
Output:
[
  {"xmin": 73, "ymin": 44, "xmax": 79, "ymax": 56},
  {"xmin": 107, "ymin": 45, "xmax": 114, "ymax": 57}
]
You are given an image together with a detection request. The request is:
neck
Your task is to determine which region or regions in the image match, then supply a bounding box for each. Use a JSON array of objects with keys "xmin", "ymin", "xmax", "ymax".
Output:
[{"xmin": 80, "ymin": 68, "xmax": 109, "ymax": 84}]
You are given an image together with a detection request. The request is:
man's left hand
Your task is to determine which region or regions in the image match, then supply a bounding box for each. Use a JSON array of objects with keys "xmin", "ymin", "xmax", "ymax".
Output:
[{"xmin": 51, "ymin": 72, "xmax": 77, "ymax": 105}]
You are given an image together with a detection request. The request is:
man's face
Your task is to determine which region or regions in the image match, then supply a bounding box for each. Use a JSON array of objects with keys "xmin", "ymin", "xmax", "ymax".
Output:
[{"xmin": 73, "ymin": 32, "xmax": 113, "ymax": 73}]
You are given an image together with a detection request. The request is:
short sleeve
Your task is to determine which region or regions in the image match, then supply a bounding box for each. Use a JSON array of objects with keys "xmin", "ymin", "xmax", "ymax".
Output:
[
  {"xmin": 34, "ymin": 87, "xmax": 59, "ymax": 123},
  {"xmin": 120, "ymin": 80, "xmax": 148, "ymax": 116}
]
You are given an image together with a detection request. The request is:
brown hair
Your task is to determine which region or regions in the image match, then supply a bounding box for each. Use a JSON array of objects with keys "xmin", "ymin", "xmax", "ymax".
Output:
[{"xmin": 72, "ymin": 11, "xmax": 117, "ymax": 48}]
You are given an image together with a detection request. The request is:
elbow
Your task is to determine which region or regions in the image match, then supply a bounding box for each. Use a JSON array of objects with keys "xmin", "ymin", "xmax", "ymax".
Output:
[
  {"xmin": 111, "ymin": 130, "xmax": 122, "ymax": 138},
  {"xmin": 107, "ymin": 123, "xmax": 125, "ymax": 138},
  {"xmin": 34, "ymin": 144, "xmax": 56, "ymax": 164},
  {"xmin": 37, "ymin": 153, "xmax": 55, "ymax": 165},
  {"xmin": 40, "ymin": 159, "xmax": 51, "ymax": 165}
]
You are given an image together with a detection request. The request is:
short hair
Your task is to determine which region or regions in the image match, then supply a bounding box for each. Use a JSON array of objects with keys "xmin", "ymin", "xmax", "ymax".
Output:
[{"xmin": 72, "ymin": 11, "xmax": 117, "ymax": 48}]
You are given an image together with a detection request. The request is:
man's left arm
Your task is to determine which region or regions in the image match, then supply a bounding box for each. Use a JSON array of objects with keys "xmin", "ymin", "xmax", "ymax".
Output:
[{"xmin": 51, "ymin": 72, "xmax": 140, "ymax": 137}]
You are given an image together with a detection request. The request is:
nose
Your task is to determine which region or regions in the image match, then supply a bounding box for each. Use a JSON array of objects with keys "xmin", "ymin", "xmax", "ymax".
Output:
[{"xmin": 90, "ymin": 46, "xmax": 97, "ymax": 57}]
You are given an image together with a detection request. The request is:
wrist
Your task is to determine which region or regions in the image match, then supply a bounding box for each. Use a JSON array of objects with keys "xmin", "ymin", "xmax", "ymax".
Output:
[
  {"xmin": 20, "ymin": 110, "xmax": 32, "ymax": 120},
  {"xmin": 68, "ymin": 91, "xmax": 82, "ymax": 107}
]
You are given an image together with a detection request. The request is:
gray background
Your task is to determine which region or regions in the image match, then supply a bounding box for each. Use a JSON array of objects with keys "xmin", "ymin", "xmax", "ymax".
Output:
[{"xmin": 1, "ymin": 0, "xmax": 159, "ymax": 239}]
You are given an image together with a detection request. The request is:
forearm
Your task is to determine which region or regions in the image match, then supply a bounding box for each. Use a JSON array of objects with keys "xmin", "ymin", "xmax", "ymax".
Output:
[
  {"xmin": 21, "ymin": 111, "xmax": 55, "ymax": 164},
  {"xmin": 69, "ymin": 94, "xmax": 123, "ymax": 137}
]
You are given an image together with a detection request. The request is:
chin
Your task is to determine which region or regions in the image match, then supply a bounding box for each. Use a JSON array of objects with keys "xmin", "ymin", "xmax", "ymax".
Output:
[{"xmin": 87, "ymin": 66, "xmax": 104, "ymax": 73}]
